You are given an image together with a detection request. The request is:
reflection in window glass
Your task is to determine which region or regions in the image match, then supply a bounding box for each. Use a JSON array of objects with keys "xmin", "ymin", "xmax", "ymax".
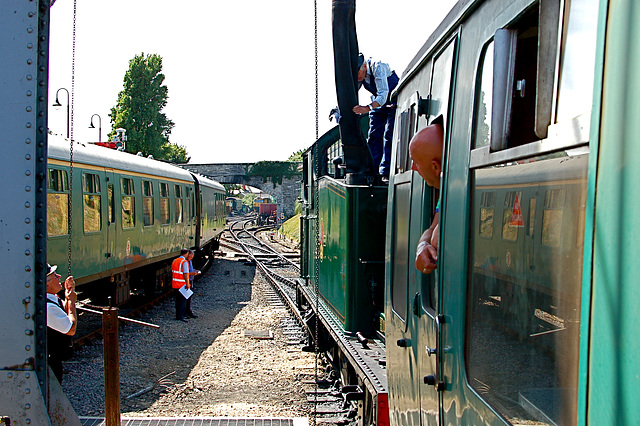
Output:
[
  {"xmin": 528, "ymin": 198, "xmax": 537, "ymax": 236},
  {"xmin": 83, "ymin": 173, "xmax": 101, "ymax": 233},
  {"xmin": 48, "ymin": 193, "xmax": 68, "ymax": 236},
  {"xmin": 479, "ymin": 192, "xmax": 495, "ymax": 238},
  {"xmin": 47, "ymin": 169, "xmax": 69, "ymax": 236},
  {"xmin": 474, "ymin": 41, "xmax": 493, "ymax": 148},
  {"xmin": 542, "ymin": 210, "xmax": 563, "ymax": 247},
  {"xmin": 108, "ymin": 184, "xmax": 115, "ymax": 224},
  {"xmin": 501, "ymin": 192, "xmax": 521, "ymax": 242},
  {"xmin": 143, "ymin": 180, "xmax": 154, "ymax": 226},
  {"xmin": 175, "ymin": 185, "xmax": 183, "ymax": 224},
  {"xmin": 467, "ymin": 153, "xmax": 588, "ymax": 426},
  {"xmin": 160, "ymin": 182, "xmax": 170, "ymax": 225},
  {"xmin": 121, "ymin": 178, "xmax": 135, "ymax": 229}
]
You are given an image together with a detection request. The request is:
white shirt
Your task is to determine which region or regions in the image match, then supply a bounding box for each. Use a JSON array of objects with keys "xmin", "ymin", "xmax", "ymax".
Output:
[{"xmin": 47, "ymin": 293, "xmax": 72, "ymax": 334}]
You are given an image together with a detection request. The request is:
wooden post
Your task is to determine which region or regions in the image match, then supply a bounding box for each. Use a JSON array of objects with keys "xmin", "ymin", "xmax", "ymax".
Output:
[{"xmin": 103, "ymin": 307, "xmax": 120, "ymax": 426}]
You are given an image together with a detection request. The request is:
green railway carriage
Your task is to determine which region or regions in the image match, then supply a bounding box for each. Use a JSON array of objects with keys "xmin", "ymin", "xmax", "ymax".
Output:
[
  {"xmin": 383, "ymin": 0, "xmax": 640, "ymax": 424},
  {"xmin": 298, "ymin": 0, "xmax": 640, "ymax": 424},
  {"xmin": 47, "ymin": 135, "xmax": 225, "ymax": 304}
]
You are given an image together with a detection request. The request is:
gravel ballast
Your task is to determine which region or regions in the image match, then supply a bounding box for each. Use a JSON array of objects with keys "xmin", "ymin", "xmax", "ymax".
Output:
[{"xmin": 62, "ymin": 256, "xmax": 318, "ymax": 418}]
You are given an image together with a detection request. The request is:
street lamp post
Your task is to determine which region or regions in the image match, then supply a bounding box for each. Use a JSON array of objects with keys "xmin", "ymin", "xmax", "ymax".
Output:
[
  {"xmin": 52, "ymin": 88, "xmax": 70, "ymax": 139},
  {"xmin": 89, "ymin": 114, "xmax": 102, "ymax": 142}
]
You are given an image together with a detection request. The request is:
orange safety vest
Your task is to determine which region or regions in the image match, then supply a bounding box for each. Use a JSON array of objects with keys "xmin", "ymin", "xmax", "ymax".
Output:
[{"xmin": 171, "ymin": 256, "xmax": 188, "ymax": 289}]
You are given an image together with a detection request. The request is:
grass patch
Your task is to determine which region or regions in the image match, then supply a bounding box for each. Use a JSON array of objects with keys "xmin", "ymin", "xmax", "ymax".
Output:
[{"xmin": 279, "ymin": 213, "xmax": 300, "ymax": 242}]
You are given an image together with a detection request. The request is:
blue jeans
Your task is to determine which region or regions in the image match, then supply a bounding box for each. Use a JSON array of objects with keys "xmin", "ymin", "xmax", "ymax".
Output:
[{"xmin": 368, "ymin": 105, "xmax": 396, "ymax": 177}]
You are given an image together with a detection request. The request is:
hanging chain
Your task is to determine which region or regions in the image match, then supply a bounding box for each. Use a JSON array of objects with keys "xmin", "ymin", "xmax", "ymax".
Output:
[
  {"xmin": 67, "ymin": 0, "xmax": 77, "ymax": 276},
  {"xmin": 313, "ymin": 1, "xmax": 320, "ymax": 424}
]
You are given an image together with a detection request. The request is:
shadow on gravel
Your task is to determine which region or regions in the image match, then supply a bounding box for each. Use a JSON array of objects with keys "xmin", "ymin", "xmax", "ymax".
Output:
[{"xmin": 63, "ymin": 257, "xmax": 258, "ymax": 416}]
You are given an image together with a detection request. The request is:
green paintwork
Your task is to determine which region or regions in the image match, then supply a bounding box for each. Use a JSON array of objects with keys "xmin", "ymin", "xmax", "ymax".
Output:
[
  {"xmin": 587, "ymin": 0, "xmax": 640, "ymax": 423},
  {"xmin": 317, "ymin": 176, "xmax": 387, "ymax": 331},
  {"xmin": 47, "ymin": 163, "xmax": 196, "ymax": 285}
]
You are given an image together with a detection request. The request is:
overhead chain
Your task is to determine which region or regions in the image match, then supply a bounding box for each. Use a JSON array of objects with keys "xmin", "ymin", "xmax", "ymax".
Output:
[{"xmin": 67, "ymin": 0, "xmax": 77, "ymax": 276}]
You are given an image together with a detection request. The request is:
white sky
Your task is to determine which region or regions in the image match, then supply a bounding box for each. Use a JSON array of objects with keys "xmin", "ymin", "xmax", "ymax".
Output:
[{"xmin": 48, "ymin": 0, "xmax": 455, "ymax": 164}]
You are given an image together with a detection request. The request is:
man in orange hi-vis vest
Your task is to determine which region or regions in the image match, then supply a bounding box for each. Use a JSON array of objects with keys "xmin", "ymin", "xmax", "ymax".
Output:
[{"xmin": 172, "ymin": 248, "xmax": 191, "ymax": 322}]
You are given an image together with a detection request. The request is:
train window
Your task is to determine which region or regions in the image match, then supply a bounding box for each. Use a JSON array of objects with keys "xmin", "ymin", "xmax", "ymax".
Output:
[
  {"xmin": 121, "ymin": 178, "xmax": 136, "ymax": 229},
  {"xmin": 527, "ymin": 198, "xmax": 536, "ymax": 237},
  {"xmin": 576, "ymin": 190, "xmax": 587, "ymax": 248},
  {"xmin": 542, "ymin": 189, "xmax": 565, "ymax": 247},
  {"xmin": 175, "ymin": 184, "xmax": 183, "ymax": 224},
  {"xmin": 82, "ymin": 173, "xmax": 102, "ymax": 233},
  {"xmin": 466, "ymin": 153, "xmax": 588, "ymax": 426},
  {"xmin": 501, "ymin": 191, "xmax": 522, "ymax": 242},
  {"xmin": 108, "ymin": 184, "xmax": 115, "ymax": 225},
  {"xmin": 391, "ymin": 182, "xmax": 411, "ymax": 322},
  {"xmin": 47, "ymin": 168, "xmax": 69, "ymax": 236},
  {"xmin": 143, "ymin": 180, "xmax": 154, "ymax": 227},
  {"xmin": 479, "ymin": 192, "xmax": 495, "ymax": 238},
  {"xmin": 473, "ymin": 41, "xmax": 493, "ymax": 149},
  {"xmin": 326, "ymin": 141, "xmax": 343, "ymax": 177},
  {"xmin": 395, "ymin": 101, "xmax": 417, "ymax": 174},
  {"xmin": 555, "ymin": 0, "xmax": 599, "ymax": 123},
  {"xmin": 160, "ymin": 183, "xmax": 170, "ymax": 225}
]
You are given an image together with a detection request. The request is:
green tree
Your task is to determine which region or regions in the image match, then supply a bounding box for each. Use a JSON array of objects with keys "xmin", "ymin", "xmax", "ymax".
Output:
[
  {"xmin": 287, "ymin": 148, "xmax": 305, "ymax": 162},
  {"xmin": 163, "ymin": 143, "xmax": 190, "ymax": 163},
  {"xmin": 109, "ymin": 53, "xmax": 178, "ymax": 160}
]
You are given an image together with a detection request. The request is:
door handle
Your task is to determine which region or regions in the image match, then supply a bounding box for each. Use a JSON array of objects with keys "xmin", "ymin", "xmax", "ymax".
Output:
[
  {"xmin": 424, "ymin": 375, "xmax": 444, "ymax": 391},
  {"xmin": 413, "ymin": 292, "xmax": 421, "ymax": 316}
]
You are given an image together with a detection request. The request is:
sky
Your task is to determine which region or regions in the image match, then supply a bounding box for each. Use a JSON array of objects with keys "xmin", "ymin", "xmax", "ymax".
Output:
[{"xmin": 48, "ymin": 0, "xmax": 456, "ymax": 164}]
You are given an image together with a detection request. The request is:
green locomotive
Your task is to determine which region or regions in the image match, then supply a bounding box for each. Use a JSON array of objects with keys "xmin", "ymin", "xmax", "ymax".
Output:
[{"xmin": 47, "ymin": 136, "xmax": 226, "ymax": 304}]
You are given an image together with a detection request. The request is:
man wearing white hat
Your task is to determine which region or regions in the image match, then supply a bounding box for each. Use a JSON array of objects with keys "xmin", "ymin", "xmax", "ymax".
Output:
[{"xmin": 45, "ymin": 264, "xmax": 77, "ymax": 383}]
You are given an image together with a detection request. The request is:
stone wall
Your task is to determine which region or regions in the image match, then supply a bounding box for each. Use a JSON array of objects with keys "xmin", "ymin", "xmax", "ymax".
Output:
[{"xmin": 180, "ymin": 163, "xmax": 302, "ymax": 217}]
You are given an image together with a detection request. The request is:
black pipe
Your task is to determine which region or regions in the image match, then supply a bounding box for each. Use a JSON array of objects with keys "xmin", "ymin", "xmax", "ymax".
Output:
[{"xmin": 332, "ymin": 0, "xmax": 376, "ymax": 180}]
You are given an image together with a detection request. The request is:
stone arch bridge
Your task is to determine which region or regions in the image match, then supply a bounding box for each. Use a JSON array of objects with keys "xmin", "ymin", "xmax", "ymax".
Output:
[{"xmin": 179, "ymin": 162, "xmax": 302, "ymax": 216}]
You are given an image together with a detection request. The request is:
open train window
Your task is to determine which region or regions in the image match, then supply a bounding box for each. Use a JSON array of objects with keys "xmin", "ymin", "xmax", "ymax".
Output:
[
  {"xmin": 47, "ymin": 168, "xmax": 69, "ymax": 236},
  {"xmin": 82, "ymin": 173, "xmax": 102, "ymax": 233},
  {"xmin": 143, "ymin": 180, "xmax": 154, "ymax": 227},
  {"xmin": 121, "ymin": 178, "xmax": 136, "ymax": 229},
  {"xmin": 174, "ymin": 185, "xmax": 183, "ymax": 224},
  {"xmin": 160, "ymin": 183, "xmax": 170, "ymax": 225},
  {"xmin": 472, "ymin": 0, "xmax": 598, "ymax": 166}
]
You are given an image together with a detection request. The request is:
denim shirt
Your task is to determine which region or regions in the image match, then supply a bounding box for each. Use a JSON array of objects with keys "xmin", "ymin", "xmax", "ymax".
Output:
[{"xmin": 360, "ymin": 58, "xmax": 394, "ymax": 107}]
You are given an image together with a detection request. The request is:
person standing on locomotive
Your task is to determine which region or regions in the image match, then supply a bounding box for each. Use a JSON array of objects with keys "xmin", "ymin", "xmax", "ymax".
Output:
[
  {"xmin": 172, "ymin": 249, "xmax": 191, "ymax": 322},
  {"xmin": 46, "ymin": 263, "xmax": 77, "ymax": 383},
  {"xmin": 352, "ymin": 53, "xmax": 399, "ymax": 179},
  {"xmin": 409, "ymin": 121, "xmax": 444, "ymax": 274}
]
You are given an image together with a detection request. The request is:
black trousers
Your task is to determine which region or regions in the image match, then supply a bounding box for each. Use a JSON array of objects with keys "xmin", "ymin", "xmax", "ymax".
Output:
[
  {"xmin": 49, "ymin": 356, "xmax": 63, "ymax": 383},
  {"xmin": 175, "ymin": 290, "xmax": 187, "ymax": 319}
]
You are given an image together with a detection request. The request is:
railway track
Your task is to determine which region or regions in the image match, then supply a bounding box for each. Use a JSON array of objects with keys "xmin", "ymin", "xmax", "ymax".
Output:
[{"xmin": 226, "ymin": 218, "xmax": 359, "ymax": 424}]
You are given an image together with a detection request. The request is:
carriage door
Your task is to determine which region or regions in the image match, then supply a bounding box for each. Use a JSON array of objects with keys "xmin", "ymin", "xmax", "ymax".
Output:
[
  {"xmin": 105, "ymin": 170, "xmax": 117, "ymax": 271},
  {"xmin": 419, "ymin": 36, "xmax": 458, "ymax": 425}
]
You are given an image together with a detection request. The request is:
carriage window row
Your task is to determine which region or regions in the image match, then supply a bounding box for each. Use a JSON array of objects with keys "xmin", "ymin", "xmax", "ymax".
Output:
[
  {"xmin": 46, "ymin": 168, "xmax": 191, "ymax": 236},
  {"xmin": 476, "ymin": 188, "xmax": 582, "ymax": 248}
]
